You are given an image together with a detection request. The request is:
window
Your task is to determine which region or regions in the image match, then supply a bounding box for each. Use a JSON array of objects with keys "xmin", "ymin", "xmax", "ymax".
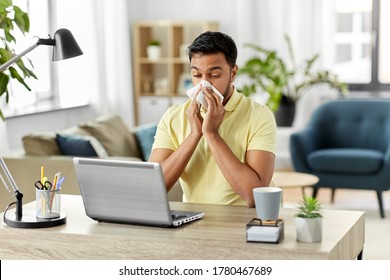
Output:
[
  {"xmin": 3, "ymin": 0, "xmax": 90, "ymax": 115},
  {"xmin": 5, "ymin": 0, "xmax": 51, "ymax": 110},
  {"xmin": 379, "ymin": 0, "xmax": 390, "ymax": 83},
  {"xmin": 332, "ymin": 0, "xmax": 390, "ymax": 91}
]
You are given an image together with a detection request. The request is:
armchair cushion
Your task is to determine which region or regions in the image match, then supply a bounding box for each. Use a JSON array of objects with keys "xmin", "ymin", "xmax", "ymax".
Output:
[{"xmin": 307, "ymin": 148, "xmax": 384, "ymax": 174}]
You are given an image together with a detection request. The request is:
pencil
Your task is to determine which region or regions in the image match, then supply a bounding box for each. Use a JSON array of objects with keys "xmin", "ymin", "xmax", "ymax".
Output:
[
  {"xmin": 41, "ymin": 166, "xmax": 44, "ymax": 184},
  {"xmin": 50, "ymin": 172, "xmax": 61, "ymax": 210}
]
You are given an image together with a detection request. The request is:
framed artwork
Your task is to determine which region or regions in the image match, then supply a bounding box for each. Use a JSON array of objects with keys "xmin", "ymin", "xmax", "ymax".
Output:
[{"xmin": 176, "ymin": 73, "xmax": 193, "ymax": 95}]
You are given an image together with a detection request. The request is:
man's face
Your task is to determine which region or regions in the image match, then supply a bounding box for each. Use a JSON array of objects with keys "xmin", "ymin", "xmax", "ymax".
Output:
[{"xmin": 190, "ymin": 52, "xmax": 237, "ymax": 98}]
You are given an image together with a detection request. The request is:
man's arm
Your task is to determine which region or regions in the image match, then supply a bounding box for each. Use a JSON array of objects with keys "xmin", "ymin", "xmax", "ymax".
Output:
[
  {"xmin": 149, "ymin": 132, "xmax": 201, "ymax": 191},
  {"xmin": 149, "ymin": 97, "xmax": 203, "ymax": 191},
  {"xmin": 205, "ymin": 133, "xmax": 275, "ymax": 207},
  {"xmin": 202, "ymin": 87, "xmax": 275, "ymax": 207}
]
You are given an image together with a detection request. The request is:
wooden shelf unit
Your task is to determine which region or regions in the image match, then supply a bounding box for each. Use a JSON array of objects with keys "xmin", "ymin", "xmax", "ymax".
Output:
[{"xmin": 132, "ymin": 20, "xmax": 219, "ymax": 124}]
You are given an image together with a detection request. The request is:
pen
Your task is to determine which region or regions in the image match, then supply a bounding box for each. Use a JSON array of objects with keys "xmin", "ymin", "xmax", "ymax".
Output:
[
  {"xmin": 49, "ymin": 172, "xmax": 61, "ymax": 209},
  {"xmin": 56, "ymin": 176, "xmax": 65, "ymax": 189},
  {"xmin": 41, "ymin": 166, "xmax": 44, "ymax": 184},
  {"xmin": 52, "ymin": 172, "xmax": 61, "ymax": 191}
]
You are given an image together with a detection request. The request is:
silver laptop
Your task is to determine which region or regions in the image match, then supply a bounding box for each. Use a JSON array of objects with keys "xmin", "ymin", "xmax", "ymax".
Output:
[{"xmin": 73, "ymin": 157, "xmax": 204, "ymax": 227}]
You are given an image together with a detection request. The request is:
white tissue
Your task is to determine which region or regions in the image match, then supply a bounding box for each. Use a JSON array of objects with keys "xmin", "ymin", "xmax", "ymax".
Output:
[{"xmin": 186, "ymin": 80, "xmax": 224, "ymax": 109}]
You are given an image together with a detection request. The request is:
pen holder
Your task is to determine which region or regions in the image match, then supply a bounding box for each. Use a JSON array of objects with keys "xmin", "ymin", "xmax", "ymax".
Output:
[{"xmin": 36, "ymin": 188, "xmax": 61, "ymax": 219}]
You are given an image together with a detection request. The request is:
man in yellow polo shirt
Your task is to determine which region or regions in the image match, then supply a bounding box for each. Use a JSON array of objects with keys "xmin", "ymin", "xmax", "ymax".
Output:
[{"xmin": 150, "ymin": 31, "xmax": 276, "ymax": 207}]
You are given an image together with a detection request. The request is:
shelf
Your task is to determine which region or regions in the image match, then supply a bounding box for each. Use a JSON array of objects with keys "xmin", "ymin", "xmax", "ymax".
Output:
[{"xmin": 132, "ymin": 20, "xmax": 219, "ymax": 125}]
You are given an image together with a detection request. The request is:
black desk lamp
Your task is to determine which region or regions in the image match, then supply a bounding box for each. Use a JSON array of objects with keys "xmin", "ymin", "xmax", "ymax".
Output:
[
  {"xmin": 1, "ymin": 157, "xmax": 65, "ymax": 228},
  {"xmin": 0, "ymin": 29, "xmax": 82, "ymax": 228},
  {"xmin": 0, "ymin": 28, "xmax": 83, "ymax": 72}
]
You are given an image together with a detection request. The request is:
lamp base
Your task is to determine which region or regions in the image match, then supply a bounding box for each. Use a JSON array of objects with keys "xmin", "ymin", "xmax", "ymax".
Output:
[{"xmin": 4, "ymin": 210, "xmax": 66, "ymax": 228}]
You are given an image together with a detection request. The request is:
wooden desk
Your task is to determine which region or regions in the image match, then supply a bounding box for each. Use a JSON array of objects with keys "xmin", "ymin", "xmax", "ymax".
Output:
[{"xmin": 0, "ymin": 195, "xmax": 364, "ymax": 260}]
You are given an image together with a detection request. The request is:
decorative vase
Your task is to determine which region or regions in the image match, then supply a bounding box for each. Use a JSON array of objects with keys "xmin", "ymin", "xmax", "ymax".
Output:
[
  {"xmin": 295, "ymin": 217, "xmax": 322, "ymax": 242},
  {"xmin": 147, "ymin": 45, "xmax": 161, "ymax": 60},
  {"xmin": 274, "ymin": 95, "xmax": 296, "ymax": 127}
]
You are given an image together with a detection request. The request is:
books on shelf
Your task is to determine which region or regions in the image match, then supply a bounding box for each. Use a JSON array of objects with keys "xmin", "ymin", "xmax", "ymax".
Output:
[{"xmin": 246, "ymin": 218, "xmax": 284, "ymax": 243}]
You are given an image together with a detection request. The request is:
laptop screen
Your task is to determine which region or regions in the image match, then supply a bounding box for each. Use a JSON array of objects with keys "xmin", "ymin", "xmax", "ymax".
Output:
[{"xmin": 73, "ymin": 158, "xmax": 173, "ymax": 226}]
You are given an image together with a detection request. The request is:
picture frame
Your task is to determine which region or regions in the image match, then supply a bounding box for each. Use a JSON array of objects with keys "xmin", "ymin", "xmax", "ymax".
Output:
[{"xmin": 176, "ymin": 73, "xmax": 193, "ymax": 95}]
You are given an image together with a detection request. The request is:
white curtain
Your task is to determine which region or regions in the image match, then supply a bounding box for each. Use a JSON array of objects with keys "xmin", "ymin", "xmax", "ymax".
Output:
[
  {"xmin": 55, "ymin": 0, "xmax": 135, "ymax": 127},
  {"xmin": 235, "ymin": 0, "xmax": 334, "ymax": 66},
  {"xmin": 91, "ymin": 0, "xmax": 136, "ymax": 126},
  {"xmin": 234, "ymin": 0, "xmax": 337, "ymax": 128}
]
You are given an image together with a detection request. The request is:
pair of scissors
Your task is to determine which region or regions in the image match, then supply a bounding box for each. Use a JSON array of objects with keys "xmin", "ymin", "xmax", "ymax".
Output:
[{"xmin": 35, "ymin": 180, "xmax": 52, "ymax": 190}]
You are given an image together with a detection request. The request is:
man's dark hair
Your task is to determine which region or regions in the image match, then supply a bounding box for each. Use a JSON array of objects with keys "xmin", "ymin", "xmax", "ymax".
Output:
[{"xmin": 188, "ymin": 31, "xmax": 237, "ymax": 68}]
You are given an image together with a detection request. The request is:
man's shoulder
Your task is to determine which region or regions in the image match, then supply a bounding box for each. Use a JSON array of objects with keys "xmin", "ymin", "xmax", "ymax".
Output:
[
  {"xmin": 236, "ymin": 94, "xmax": 272, "ymax": 115},
  {"xmin": 159, "ymin": 100, "xmax": 191, "ymax": 128},
  {"xmin": 164, "ymin": 100, "xmax": 191, "ymax": 116}
]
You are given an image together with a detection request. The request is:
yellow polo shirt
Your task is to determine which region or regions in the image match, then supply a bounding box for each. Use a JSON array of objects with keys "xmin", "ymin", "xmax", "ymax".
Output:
[{"xmin": 152, "ymin": 89, "xmax": 276, "ymax": 205}]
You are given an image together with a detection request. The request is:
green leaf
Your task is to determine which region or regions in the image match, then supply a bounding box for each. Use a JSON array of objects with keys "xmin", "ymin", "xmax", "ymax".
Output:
[
  {"xmin": 295, "ymin": 195, "xmax": 322, "ymax": 218},
  {"xmin": 16, "ymin": 58, "xmax": 38, "ymax": 79},
  {"xmin": 9, "ymin": 66, "xmax": 31, "ymax": 91},
  {"xmin": 0, "ymin": 72, "xmax": 9, "ymax": 93},
  {"xmin": 0, "ymin": 0, "xmax": 13, "ymax": 10},
  {"xmin": 0, "ymin": 47, "xmax": 13, "ymax": 64},
  {"xmin": 13, "ymin": 5, "xmax": 30, "ymax": 34}
]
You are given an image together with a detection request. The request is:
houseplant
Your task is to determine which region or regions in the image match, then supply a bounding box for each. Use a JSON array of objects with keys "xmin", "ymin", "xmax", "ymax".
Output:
[
  {"xmin": 146, "ymin": 39, "xmax": 161, "ymax": 60},
  {"xmin": 295, "ymin": 195, "xmax": 323, "ymax": 242},
  {"xmin": 0, "ymin": 0, "xmax": 37, "ymax": 120},
  {"xmin": 238, "ymin": 35, "xmax": 348, "ymax": 126}
]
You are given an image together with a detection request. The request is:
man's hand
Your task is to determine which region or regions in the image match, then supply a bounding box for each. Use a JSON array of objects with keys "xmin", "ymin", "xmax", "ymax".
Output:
[
  {"xmin": 186, "ymin": 89, "xmax": 203, "ymax": 137},
  {"xmin": 202, "ymin": 85, "xmax": 225, "ymax": 135}
]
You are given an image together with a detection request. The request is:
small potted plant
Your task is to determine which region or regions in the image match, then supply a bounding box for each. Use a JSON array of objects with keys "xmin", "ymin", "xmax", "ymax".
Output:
[
  {"xmin": 295, "ymin": 195, "xmax": 323, "ymax": 242},
  {"xmin": 147, "ymin": 39, "xmax": 161, "ymax": 60}
]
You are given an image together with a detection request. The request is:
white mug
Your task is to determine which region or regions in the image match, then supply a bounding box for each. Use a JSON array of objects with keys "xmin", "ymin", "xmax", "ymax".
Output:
[{"xmin": 253, "ymin": 187, "xmax": 282, "ymax": 221}]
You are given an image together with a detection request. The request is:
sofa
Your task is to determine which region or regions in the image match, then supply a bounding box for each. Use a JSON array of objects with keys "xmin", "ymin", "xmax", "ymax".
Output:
[{"xmin": 1, "ymin": 115, "xmax": 183, "ymax": 211}]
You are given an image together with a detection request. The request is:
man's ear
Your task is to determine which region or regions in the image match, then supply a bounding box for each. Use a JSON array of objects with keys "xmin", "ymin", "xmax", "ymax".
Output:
[{"xmin": 231, "ymin": 64, "xmax": 238, "ymax": 81}]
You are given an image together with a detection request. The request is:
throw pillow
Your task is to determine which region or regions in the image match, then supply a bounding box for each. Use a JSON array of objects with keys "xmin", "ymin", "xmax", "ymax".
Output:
[
  {"xmin": 133, "ymin": 123, "xmax": 157, "ymax": 161},
  {"xmin": 22, "ymin": 132, "xmax": 62, "ymax": 156},
  {"xmin": 22, "ymin": 126, "xmax": 92, "ymax": 156},
  {"xmin": 56, "ymin": 134, "xmax": 109, "ymax": 157},
  {"xmin": 79, "ymin": 115, "xmax": 141, "ymax": 158}
]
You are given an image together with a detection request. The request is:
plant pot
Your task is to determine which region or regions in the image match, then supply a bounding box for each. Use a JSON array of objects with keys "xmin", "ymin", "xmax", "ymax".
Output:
[
  {"xmin": 274, "ymin": 95, "xmax": 296, "ymax": 127},
  {"xmin": 295, "ymin": 217, "xmax": 322, "ymax": 242},
  {"xmin": 147, "ymin": 45, "xmax": 161, "ymax": 60}
]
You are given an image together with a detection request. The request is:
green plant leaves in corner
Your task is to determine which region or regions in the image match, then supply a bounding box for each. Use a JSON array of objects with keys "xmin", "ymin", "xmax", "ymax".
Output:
[
  {"xmin": 238, "ymin": 34, "xmax": 348, "ymax": 112},
  {"xmin": 0, "ymin": 1, "xmax": 36, "ymax": 121}
]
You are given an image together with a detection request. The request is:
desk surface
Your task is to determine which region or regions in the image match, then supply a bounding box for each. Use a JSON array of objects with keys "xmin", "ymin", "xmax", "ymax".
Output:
[{"xmin": 0, "ymin": 195, "xmax": 364, "ymax": 260}]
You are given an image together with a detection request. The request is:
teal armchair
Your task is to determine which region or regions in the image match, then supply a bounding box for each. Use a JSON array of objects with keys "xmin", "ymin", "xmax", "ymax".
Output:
[{"xmin": 290, "ymin": 98, "xmax": 390, "ymax": 218}]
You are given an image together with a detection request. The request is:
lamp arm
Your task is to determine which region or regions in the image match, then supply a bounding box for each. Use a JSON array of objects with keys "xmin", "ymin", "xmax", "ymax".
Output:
[
  {"xmin": 0, "ymin": 42, "xmax": 39, "ymax": 73},
  {"xmin": 0, "ymin": 158, "xmax": 19, "ymax": 192},
  {"xmin": 0, "ymin": 157, "xmax": 23, "ymax": 220}
]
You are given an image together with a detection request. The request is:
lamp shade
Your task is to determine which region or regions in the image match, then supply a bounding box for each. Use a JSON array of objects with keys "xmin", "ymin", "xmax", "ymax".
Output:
[{"xmin": 52, "ymin": 29, "xmax": 83, "ymax": 61}]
